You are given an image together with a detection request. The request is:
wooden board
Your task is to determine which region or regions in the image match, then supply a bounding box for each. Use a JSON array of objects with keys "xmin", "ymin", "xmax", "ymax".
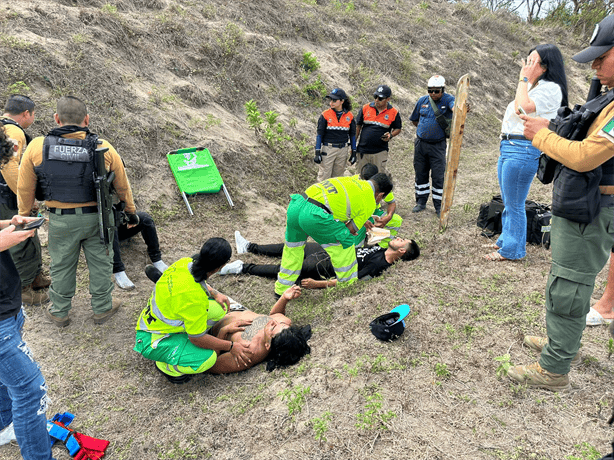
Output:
[{"xmin": 439, "ymin": 74, "xmax": 470, "ymax": 230}]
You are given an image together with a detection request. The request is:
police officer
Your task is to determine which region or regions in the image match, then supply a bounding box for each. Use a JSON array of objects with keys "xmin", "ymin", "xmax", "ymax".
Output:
[
  {"xmin": 274, "ymin": 174, "xmax": 393, "ymax": 296},
  {"xmin": 409, "ymin": 75, "xmax": 455, "ymax": 217},
  {"xmin": 355, "ymin": 85, "xmax": 402, "ymax": 176},
  {"xmin": 17, "ymin": 96, "xmax": 137, "ymax": 327},
  {"xmin": 0, "ymin": 95, "xmax": 50, "ymax": 306},
  {"xmin": 507, "ymin": 15, "xmax": 614, "ymax": 391},
  {"xmin": 314, "ymin": 88, "xmax": 357, "ymax": 182}
]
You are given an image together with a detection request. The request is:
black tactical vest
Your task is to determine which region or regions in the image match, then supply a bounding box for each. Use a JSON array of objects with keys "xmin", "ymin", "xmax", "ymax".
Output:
[{"xmin": 34, "ymin": 134, "xmax": 97, "ymax": 203}]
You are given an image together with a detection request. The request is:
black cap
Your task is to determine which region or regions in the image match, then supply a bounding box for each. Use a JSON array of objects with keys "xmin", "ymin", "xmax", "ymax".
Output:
[
  {"xmin": 573, "ymin": 15, "xmax": 614, "ymax": 63},
  {"xmin": 327, "ymin": 88, "xmax": 347, "ymax": 100},
  {"xmin": 369, "ymin": 312, "xmax": 405, "ymax": 341},
  {"xmin": 373, "ymin": 85, "xmax": 392, "ymax": 99}
]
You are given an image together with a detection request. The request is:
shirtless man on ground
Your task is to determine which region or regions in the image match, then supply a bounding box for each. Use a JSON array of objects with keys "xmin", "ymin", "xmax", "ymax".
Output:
[{"xmin": 208, "ymin": 285, "xmax": 311, "ymax": 373}]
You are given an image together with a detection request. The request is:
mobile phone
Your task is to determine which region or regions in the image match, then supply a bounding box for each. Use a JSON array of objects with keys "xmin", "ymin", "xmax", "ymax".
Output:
[
  {"xmin": 13, "ymin": 217, "xmax": 46, "ymax": 231},
  {"xmin": 518, "ymin": 106, "xmax": 527, "ymax": 116}
]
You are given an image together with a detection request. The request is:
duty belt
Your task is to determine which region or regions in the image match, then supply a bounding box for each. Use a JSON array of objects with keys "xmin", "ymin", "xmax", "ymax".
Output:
[
  {"xmin": 49, "ymin": 206, "xmax": 98, "ymax": 215},
  {"xmin": 500, "ymin": 133, "xmax": 528, "ymax": 141},
  {"xmin": 322, "ymin": 142, "xmax": 347, "ymax": 148},
  {"xmin": 300, "ymin": 193, "xmax": 332, "ymax": 214}
]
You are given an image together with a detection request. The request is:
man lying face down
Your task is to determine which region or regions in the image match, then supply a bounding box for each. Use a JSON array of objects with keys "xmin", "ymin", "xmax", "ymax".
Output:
[{"xmin": 134, "ymin": 238, "xmax": 311, "ymax": 384}]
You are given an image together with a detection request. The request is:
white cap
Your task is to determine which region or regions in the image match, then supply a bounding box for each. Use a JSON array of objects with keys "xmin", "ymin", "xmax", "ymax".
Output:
[{"xmin": 428, "ymin": 75, "xmax": 445, "ymax": 87}]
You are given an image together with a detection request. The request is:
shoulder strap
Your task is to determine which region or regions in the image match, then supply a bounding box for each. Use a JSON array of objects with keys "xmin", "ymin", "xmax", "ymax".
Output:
[
  {"xmin": 1, "ymin": 118, "xmax": 32, "ymax": 145},
  {"xmin": 429, "ymin": 96, "xmax": 449, "ymax": 133}
]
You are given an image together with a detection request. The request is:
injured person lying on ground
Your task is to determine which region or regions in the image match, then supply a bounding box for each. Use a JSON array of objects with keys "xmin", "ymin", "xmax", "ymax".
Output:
[
  {"xmin": 218, "ymin": 231, "xmax": 420, "ymax": 289},
  {"xmin": 134, "ymin": 238, "xmax": 311, "ymax": 384}
]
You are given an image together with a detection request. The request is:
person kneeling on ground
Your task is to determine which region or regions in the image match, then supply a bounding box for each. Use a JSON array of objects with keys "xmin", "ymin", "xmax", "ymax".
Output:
[
  {"xmin": 134, "ymin": 238, "xmax": 311, "ymax": 383},
  {"xmin": 113, "ymin": 206, "xmax": 168, "ymax": 290},
  {"xmin": 219, "ymin": 231, "xmax": 419, "ymax": 289}
]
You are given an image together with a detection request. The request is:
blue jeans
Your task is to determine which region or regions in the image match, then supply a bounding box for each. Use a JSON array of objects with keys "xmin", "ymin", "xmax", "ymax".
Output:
[
  {"xmin": 495, "ymin": 140, "xmax": 540, "ymax": 260},
  {"xmin": 0, "ymin": 309, "xmax": 54, "ymax": 460}
]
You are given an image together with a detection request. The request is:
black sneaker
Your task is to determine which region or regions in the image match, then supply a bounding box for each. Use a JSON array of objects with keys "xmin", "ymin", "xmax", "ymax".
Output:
[
  {"xmin": 412, "ymin": 204, "xmax": 426, "ymax": 213},
  {"xmin": 155, "ymin": 362, "xmax": 192, "ymax": 384}
]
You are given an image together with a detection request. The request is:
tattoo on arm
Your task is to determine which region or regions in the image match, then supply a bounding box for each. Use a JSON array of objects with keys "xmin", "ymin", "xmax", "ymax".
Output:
[{"xmin": 241, "ymin": 316, "xmax": 271, "ymax": 341}]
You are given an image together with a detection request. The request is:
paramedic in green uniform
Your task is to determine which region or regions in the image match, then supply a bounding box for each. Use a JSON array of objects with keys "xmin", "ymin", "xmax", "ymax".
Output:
[
  {"xmin": 134, "ymin": 238, "xmax": 252, "ymax": 384},
  {"xmin": 274, "ymin": 173, "xmax": 393, "ymax": 296}
]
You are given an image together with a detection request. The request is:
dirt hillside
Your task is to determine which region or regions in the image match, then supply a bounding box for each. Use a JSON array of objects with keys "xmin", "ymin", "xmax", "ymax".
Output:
[{"xmin": 1, "ymin": 1, "xmax": 613, "ymax": 459}]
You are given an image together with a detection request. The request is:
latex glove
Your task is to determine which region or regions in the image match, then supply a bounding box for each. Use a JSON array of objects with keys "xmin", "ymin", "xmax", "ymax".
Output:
[
  {"xmin": 314, "ymin": 149, "xmax": 323, "ymax": 164},
  {"xmin": 349, "ymin": 150, "xmax": 357, "ymax": 165}
]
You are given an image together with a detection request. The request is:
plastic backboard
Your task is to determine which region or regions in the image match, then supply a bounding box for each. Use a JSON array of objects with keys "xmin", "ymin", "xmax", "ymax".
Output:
[{"xmin": 166, "ymin": 147, "xmax": 224, "ymax": 195}]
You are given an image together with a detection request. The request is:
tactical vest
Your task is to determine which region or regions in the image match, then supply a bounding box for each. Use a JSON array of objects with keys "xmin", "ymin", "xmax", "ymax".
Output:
[
  {"xmin": 548, "ymin": 89, "xmax": 614, "ymax": 223},
  {"xmin": 0, "ymin": 118, "xmax": 31, "ymax": 208},
  {"xmin": 34, "ymin": 134, "xmax": 97, "ymax": 203},
  {"xmin": 322, "ymin": 108, "xmax": 353, "ymax": 132}
]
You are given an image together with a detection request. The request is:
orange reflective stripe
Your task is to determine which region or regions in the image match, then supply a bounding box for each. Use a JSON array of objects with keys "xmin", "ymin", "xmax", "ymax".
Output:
[{"xmin": 361, "ymin": 104, "xmax": 399, "ymax": 129}]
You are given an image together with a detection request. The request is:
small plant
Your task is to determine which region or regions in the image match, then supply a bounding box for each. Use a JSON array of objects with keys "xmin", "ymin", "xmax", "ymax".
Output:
[
  {"xmin": 608, "ymin": 338, "xmax": 614, "ymax": 358},
  {"xmin": 434, "ymin": 362, "xmax": 451, "ymax": 379},
  {"xmin": 355, "ymin": 392, "xmax": 396, "ymax": 430},
  {"xmin": 6, "ymin": 81, "xmax": 30, "ymax": 95},
  {"xmin": 279, "ymin": 385, "xmax": 311, "ymax": 419},
  {"xmin": 494, "ymin": 354, "xmax": 512, "ymax": 379},
  {"xmin": 244, "ymin": 99, "xmax": 263, "ymax": 132},
  {"xmin": 310, "ymin": 411, "xmax": 333, "ymax": 443},
  {"xmin": 565, "ymin": 442, "xmax": 602, "ymax": 460},
  {"xmin": 303, "ymin": 75, "xmax": 327, "ymax": 102},
  {"xmin": 300, "ymin": 51, "xmax": 320, "ymax": 72},
  {"xmin": 101, "ymin": 3, "xmax": 118, "ymax": 15}
]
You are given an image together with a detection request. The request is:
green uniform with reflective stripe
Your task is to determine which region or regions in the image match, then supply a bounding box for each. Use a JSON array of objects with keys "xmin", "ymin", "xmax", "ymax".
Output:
[
  {"xmin": 275, "ymin": 177, "xmax": 377, "ymax": 295},
  {"xmin": 134, "ymin": 258, "xmax": 226, "ymax": 375},
  {"xmin": 351, "ymin": 184, "xmax": 402, "ymax": 248}
]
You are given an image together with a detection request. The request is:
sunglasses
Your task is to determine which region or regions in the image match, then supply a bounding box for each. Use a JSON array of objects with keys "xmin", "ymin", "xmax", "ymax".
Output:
[
  {"xmin": 428, "ymin": 89, "xmax": 442, "ymax": 94},
  {"xmin": 374, "ymin": 96, "xmax": 387, "ymax": 101}
]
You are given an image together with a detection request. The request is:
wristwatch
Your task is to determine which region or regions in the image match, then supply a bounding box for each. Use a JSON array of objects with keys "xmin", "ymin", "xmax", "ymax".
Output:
[{"xmin": 519, "ymin": 77, "xmax": 528, "ymax": 83}]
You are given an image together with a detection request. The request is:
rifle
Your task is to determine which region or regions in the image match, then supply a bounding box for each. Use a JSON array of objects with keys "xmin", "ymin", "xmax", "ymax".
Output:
[
  {"xmin": 586, "ymin": 76, "xmax": 604, "ymax": 102},
  {"xmin": 93, "ymin": 145, "xmax": 115, "ymax": 246}
]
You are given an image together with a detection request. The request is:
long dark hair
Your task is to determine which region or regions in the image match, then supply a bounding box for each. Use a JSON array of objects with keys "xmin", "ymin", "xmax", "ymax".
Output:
[
  {"xmin": 190, "ymin": 238, "xmax": 232, "ymax": 282},
  {"xmin": 0, "ymin": 127, "xmax": 13, "ymax": 169},
  {"xmin": 266, "ymin": 325, "xmax": 312, "ymax": 372},
  {"xmin": 341, "ymin": 99, "xmax": 352, "ymax": 112},
  {"xmin": 531, "ymin": 44, "xmax": 569, "ymax": 108}
]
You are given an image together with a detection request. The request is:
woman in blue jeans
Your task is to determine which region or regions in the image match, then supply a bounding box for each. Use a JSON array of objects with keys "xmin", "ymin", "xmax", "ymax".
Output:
[{"xmin": 484, "ymin": 44, "xmax": 568, "ymax": 261}]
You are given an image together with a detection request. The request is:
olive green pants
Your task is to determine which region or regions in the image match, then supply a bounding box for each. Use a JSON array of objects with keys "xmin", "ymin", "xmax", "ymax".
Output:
[
  {"xmin": 47, "ymin": 209, "xmax": 114, "ymax": 316},
  {"xmin": 0, "ymin": 203, "xmax": 42, "ymax": 286},
  {"xmin": 540, "ymin": 208, "xmax": 614, "ymax": 375}
]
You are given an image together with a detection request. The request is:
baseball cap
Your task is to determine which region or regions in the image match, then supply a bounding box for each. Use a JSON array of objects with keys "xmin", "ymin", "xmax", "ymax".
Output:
[
  {"xmin": 327, "ymin": 88, "xmax": 347, "ymax": 100},
  {"xmin": 370, "ymin": 312, "xmax": 405, "ymax": 341},
  {"xmin": 573, "ymin": 15, "xmax": 614, "ymax": 63},
  {"xmin": 373, "ymin": 85, "xmax": 392, "ymax": 99}
]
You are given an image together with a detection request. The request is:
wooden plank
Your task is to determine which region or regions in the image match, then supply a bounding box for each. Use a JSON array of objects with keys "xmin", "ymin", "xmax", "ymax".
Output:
[{"xmin": 439, "ymin": 74, "xmax": 470, "ymax": 230}]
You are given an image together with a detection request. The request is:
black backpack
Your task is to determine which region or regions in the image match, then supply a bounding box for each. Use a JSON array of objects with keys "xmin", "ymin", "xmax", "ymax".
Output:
[
  {"xmin": 477, "ymin": 195, "xmax": 551, "ymax": 248},
  {"xmin": 476, "ymin": 195, "xmax": 504, "ymax": 238}
]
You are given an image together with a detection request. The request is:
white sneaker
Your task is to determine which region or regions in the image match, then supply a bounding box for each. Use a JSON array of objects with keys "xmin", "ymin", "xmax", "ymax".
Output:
[
  {"xmin": 0, "ymin": 423, "xmax": 15, "ymax": 445},
  {"xmin": 152, "ymin": 260, "xmax": 169, "ymax": 272},
  {"xmin": 219, "ymin": 260, "xmax": 244, "ymax": 275},
  {"xmin": 235, "ymin": 231, "xmax": 250, "ymax": 254},
  {"xmin": 114, "ymin": 271, "xmax": 135, "ymax": 290}
]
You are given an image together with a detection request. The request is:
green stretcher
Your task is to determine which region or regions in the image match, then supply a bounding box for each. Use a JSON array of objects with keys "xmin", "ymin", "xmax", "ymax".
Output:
[{"xmin": 167, "ymin": 147, "xmax": 234, "ymax": 215}]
